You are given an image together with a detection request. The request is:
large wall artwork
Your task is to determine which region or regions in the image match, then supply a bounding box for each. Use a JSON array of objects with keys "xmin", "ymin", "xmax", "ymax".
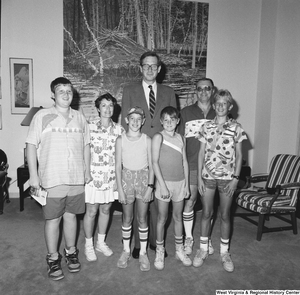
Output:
[{"xmin": 63, "ymin": 0, "xmax": 209, "ymax": 121}]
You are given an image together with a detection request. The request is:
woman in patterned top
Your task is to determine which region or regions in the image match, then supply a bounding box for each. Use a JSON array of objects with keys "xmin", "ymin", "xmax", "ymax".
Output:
[
  {"xmin": 83, "ymin": 93, "xmax": 125, "ymax": 262},
  {"xmin": 194, "ymin": 89, "xmax": 247, "ymax": 273}
]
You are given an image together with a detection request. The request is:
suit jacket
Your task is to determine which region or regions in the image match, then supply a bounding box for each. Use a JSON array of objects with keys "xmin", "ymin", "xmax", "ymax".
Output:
[{"xmin": 121, "ymin": 82, "xmax": 177, "ymax": 138}]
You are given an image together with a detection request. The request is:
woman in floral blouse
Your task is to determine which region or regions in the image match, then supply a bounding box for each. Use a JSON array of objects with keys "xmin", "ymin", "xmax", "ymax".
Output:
[{"xmin": 83, "ymin": 93, "xmax": 125, "ymax": 262}]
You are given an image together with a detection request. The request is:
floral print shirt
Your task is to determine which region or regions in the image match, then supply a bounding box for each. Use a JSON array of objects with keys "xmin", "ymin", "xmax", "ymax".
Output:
[
  {"xmin": 88, "ymin": 118, "xmax": 125, "ymax": 190},
  {"xmin": 197, "ymin": 118, "xmax": 247, "ymax": 180}
]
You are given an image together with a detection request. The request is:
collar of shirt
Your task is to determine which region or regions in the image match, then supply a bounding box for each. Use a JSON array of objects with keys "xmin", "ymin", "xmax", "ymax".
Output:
[
  {"xmin": 95, "ymin": 118, "xmax": 115, "ymax": 131},
  {"xmin": 211, "ymin": 117, "xmax": 234, "ymax": 130},
  {"xmin": 142, "ymin": 80, "xmax": 157, "ymax": 107}
]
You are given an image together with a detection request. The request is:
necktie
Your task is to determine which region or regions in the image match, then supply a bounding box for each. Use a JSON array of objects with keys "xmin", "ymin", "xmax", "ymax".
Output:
[{"xmin": 148, "ymin": 85, "xmax": 156, "ymax": 118}]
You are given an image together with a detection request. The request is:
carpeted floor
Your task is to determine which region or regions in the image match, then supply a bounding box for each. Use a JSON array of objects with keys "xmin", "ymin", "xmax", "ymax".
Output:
[{"xmin": 0, "ymin": 197, "xmax": 299, "ymax": 295}]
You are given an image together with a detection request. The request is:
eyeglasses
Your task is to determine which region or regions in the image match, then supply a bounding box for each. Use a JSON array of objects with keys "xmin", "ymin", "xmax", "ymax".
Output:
[
  {"xmin": 196, "ymin": 86, "xmax": 212, "ymax": 92},
  {"xmin": 142, "ymin": 64, "xmax": 158, "ymax": 71}
]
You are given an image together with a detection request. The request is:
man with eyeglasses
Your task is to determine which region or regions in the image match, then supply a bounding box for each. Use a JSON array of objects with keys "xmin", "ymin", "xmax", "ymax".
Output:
[
  {"xmin": 177, "ymin": 77, "xmax": 216, "ymax": 256},
  {"xmin": 121, "ymin": 51, "xmax": 177, "ymax": 260}
]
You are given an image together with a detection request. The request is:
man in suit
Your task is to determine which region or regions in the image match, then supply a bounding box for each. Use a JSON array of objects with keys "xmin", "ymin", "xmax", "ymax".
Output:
[{"xmin": 121, "ymin": 51, "xmax": 177, "ymax": 259}]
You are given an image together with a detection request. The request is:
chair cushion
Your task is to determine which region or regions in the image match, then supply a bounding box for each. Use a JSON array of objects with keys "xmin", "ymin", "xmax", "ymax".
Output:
[
  {"xmin": 236, "ymin": 197, "xmax": 296, "ymax": 214},
  {"xmin": 236, "ymin": 190, "xmax": 293, "ymax": 214}
]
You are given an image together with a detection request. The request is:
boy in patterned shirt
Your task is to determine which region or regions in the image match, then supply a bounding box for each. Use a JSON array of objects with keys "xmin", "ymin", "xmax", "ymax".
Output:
[{"xmin": 194, "ymin": 89, "xmax": 247, "ymax": 272}]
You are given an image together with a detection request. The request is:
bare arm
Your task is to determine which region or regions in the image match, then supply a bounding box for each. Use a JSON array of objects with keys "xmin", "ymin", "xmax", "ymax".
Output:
[
  {"xmin": 84, "ymin": 144, "xmax": 92, "ymax": 184},
  {"xmin": 115, "ymin": 136, "xmax": 126, "ymax": 204},
  {"xmin": 197, "ymin": 141, "xmax": 206, "ymax": 196},
  {"xmin": 225, "ymin": 141, "xmax": 243, "ymax": 196},
  {"xmin": 182, "ymin": 137, "xmax": 190, "ymax": 198},
  {"xmin": 152, "ymin": 133, "xmax": 169, "ymax": 198},
  {"xmin": 143, "ymin": 136, "xmax": 154, "ymax": 202},
  {"xmin": 26, "ymin": 143, "xmax": 40, "ymax": 189}
]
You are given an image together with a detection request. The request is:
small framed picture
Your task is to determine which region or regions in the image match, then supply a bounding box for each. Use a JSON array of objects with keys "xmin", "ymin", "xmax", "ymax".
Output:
[{"xmin": 10, "ymin": 58, "xmax": 33, "ymax": 114}]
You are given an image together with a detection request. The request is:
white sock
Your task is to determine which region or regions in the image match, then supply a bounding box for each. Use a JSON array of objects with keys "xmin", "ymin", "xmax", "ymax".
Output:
[
  {"xmin": 85, "ymin": 237, "xmax": 93, "ymax": 246},
  {"xmin": 97, "ymin": 233, "xmax": 106, "ymax": 244},
  {"xmin": 183, "ymin": 211, "xmax": 194, "ymax": 238}
]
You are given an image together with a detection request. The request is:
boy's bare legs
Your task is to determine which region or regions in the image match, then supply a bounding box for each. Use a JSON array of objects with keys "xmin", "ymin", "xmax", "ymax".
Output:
[
  {"xmin": 45, "ymin": 216, "xmax": 64, "ymax": 280},
  {"xmin": 45, "ymin": 211, "xmax": 80, "ymax": 259},
  {"xmin": 173, "ymin": 200, "xmax": 192, "ymax": 266},
  {"xmin": 219, "ymin": 191, "xmax": 234, "ymax": 272},
  {"xmin": 172, "ymin": 201, "xmax": 184, "ymax": 238},
  {"xmin": 183, "ymin": 184, "xmax": 214, "ymax": 255},
  {"xmin": 117, "ymin": 203, "xmax": 134, "ymax": 268},
  {"xmin": 154, "ymin": 199, "xmax": 168, "ymax": 270},
  {"xmin": 183, "ymin": 184, "xmax": 197, "ymax": 254},
  {"xmin": 156, "ymin": 199, "xmax": 169, "ymax": 242},
  {"xmin": 193, "ymin": 189, "xmax": 214, "ymax": 267},
  {"xmin": 63, "ymin": 212, "xmax": 81, "ymax": 273},
  {"xmin": 149, "ymin": 198, "xmax": 158, "ymax": 246},
  {"xmin": 132, "ymin": 202, "xmax": 140, "ymax": 258},
  {"xmin": 63, "ymin": 212, "xmax": 77, "ymax": 251},
  {"xmin": 136, "ymin": 199, "xmax": 150, "ymax": 271},
  {"xmin": 45, "ymin": 216, "xmax": 62, "ymax": 255}
]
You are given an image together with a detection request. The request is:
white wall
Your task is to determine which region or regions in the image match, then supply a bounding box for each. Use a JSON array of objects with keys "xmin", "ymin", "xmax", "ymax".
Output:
[
  {"xmin": 1, "ymin": 0, "xmax": 300, "ymax": 194},
  {"xmin": 1, "ymin": 0, "xmax": 63, "ymax": 192},
  {"xmin": 202, "ymin": 0, "xmax": 300, "ymax": 173}
]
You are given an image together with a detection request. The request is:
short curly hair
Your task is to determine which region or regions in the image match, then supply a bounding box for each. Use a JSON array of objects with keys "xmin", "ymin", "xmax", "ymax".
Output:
[{"xmin": 94, "ymin": 93, "xmax": 117, "ymax": 109}]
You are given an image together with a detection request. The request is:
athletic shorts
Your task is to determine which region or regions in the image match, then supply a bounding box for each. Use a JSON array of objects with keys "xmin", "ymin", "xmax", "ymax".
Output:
[
  {"xmin": 155, "ymin": 179, "xmax": 186, "ymax": 203},
  {"xmin": 42, "ymin": 185, "xmax": 85, "ymax": 220},
  {"xmin": 203, "ymin": 178, "xmax": 231, "ymax": 193},
  {"xmin": 122, "ymin": 167, "xmax": 151, "ymax": 204}
]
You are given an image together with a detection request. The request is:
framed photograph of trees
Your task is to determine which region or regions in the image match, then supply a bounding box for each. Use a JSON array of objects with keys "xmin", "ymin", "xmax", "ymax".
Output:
[
  {"xmin": 63, "ymin": 0, "xmax": 209, "ymax": 119},
  {"xmin": 10, "ymin": 58, "xmax": 33, "ymax": 114}
]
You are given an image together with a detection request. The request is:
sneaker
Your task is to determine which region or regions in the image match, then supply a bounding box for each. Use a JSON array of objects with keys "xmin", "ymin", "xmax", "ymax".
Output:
[
  {"xmin": 117, "ymin": 250, "xmax": 130, "ymax": 268},
  {"xmin": 208, "ymin": 239, "xmax": 214, "ymax": 255},
  {"xmin": 184, "ymin": 238, "xmax": 194, "ymax": 255},
  {"xmin": 192, "ymin": 248, "xmax": 208, "ymax": 268},
  {"xmin": 64, "ymin": 248, "xmax": 81, "ymax": 273},
  {"xmin": 176, "ymin": 246, "xmax": 192, "ymax": 266},
  {"xmin": 139, "ymin": 253, "xmax": 150, "ymax": 272},
  {"xmin": 220, "ymin": 252, "xmax": 234, "ymax": 272},
  {"xmin": 95, "ymin": 242, "xmax": 113, "ymax": 257},
  {"xmin": 154, "ymin": 247, "xmax": 165, "ymax": 271},
  {"xmin": 85, "ymin": 244, "xmax": 97, "ymax": 262},
  {"xmin": 46, "ymin": 253, "xmax": 64, "ymax": 281}
]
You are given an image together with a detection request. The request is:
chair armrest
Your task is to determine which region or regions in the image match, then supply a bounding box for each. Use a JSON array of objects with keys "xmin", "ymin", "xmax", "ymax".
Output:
[
  {"xmin": 264, "ymin": 183, "xmax": 300, "ymax": 214},
  {"xmin": 243, "ymin": 173, "xmax": 269, "ymax": 189},
  {"xmin": 249, "ymin": 173, "xmax": 269, "ymax": 183},
  {"xmin": 277, "ymin": 182, "xmax": 300, "ymax": 190}
]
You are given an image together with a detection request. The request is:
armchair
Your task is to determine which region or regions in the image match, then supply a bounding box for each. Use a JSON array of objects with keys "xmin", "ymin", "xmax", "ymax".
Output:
[
  {"xmin": 0, "ymin": 149, "xmax": 10, "ymax": 214},
  {"xmin": 235, "ymin": 154, "xmax": 300, "ymax": 241}
]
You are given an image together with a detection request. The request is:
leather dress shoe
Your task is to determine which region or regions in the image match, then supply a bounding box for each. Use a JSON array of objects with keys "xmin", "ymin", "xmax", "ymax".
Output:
[
  {"xmin": 132, "ymin": 247, "xmax": 140, "ymax": 259},
  {"xmin": 149, "ymin": 244, "xmax": 168, "ymax": 258}
]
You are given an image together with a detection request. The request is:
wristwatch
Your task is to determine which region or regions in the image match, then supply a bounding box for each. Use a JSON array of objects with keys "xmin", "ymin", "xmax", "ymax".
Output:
[
  {"xmin": 148, "ymin": 184, "xmax": 154, "ymax": 189},
  {"xmin": 232, "ymin": 175, "xmax": 240, "ymax": 180}
]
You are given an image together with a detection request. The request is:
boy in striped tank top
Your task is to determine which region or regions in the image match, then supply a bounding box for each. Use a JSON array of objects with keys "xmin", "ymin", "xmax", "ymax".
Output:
[
  {"xmin": 115, "ymin": 106, "xmax": 154, "ymax": 272},
  {"xmin": 152, "ymin": 106, "xmax": 191, "ymax": 270}
]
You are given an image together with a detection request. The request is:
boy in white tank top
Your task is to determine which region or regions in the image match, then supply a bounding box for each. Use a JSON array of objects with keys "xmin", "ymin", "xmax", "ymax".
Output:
[{"xmin": 115, "ymin": 106, "xmax": 154, "ymax": 272}]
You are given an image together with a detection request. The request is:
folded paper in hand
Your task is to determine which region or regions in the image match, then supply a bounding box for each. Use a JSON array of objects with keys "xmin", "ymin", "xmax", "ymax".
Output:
[{"xmin": 30, "ymin": 187, "xmax": 48, "ymax": 206}]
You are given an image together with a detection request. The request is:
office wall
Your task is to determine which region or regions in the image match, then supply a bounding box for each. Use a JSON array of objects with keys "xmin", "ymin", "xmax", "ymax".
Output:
[
  {"xmin": 203, "ymin": 0, "xmax": 300, "ymax": 172},
  {"xmin": 1, "ymin": 0, "xmax": 300, "ymax": 193},
  {"xmin": 1, "ymin": 0, "xmax": 63, "ymax": 192}
]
